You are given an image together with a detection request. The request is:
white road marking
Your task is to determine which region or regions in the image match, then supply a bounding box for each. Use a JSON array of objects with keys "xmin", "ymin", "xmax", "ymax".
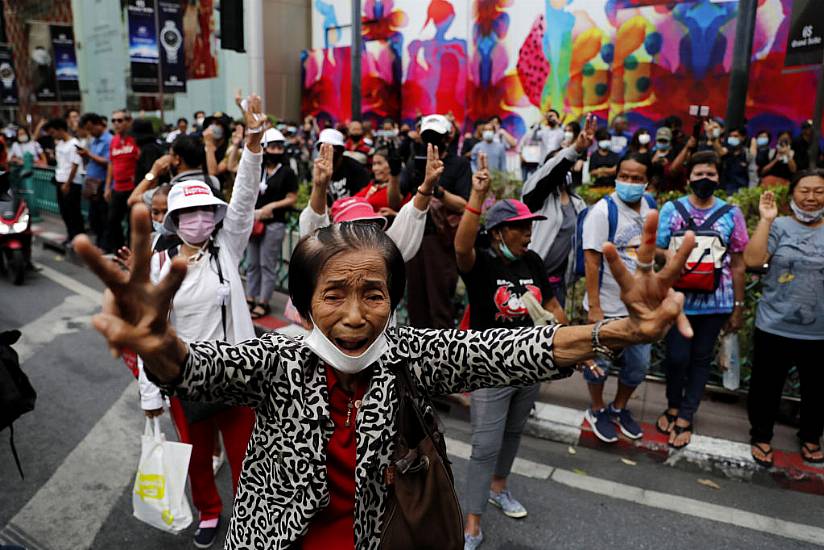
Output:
[
  {"xmin": 3, "ymin": 384, "xmax": 143, "ymax": 550},
  {"xmin": 445, "ymin": 436, "xmax": 824, "ymax": 547},
  {"xmin": 15, "ymin": 294, "xmax": 98, "ymax": 363},
  {"xmin": 37, "ymin": 263, "xmax": 103, "ymax": 303}
]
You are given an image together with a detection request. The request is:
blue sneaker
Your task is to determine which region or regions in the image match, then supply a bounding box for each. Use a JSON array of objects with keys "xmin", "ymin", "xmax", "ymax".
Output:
[
  {"xmin": 488, "ymin": 488, "xmax": 528, "ymax": 518},
  {"xmin": 585, "ymin": 407, "xmax": 618, "ymax": 443},
  {"xmin": 609, "ymin": 404, "xmax": 643, "ymax": 440},
  {"xmin": 464, "ymin": 528, "xmax": 483, "ymax": 550}
]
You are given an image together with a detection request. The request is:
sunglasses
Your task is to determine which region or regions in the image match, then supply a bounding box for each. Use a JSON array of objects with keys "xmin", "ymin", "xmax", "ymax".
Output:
[{"xmin": 112, "ymin": 118, "xmax": 127, "ymax": 123}]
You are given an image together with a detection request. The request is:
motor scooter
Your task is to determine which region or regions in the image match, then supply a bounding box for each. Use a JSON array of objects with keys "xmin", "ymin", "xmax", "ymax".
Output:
[{"xmin": 0, "ymin": 170, "xmax": 33, "ymax": 285}]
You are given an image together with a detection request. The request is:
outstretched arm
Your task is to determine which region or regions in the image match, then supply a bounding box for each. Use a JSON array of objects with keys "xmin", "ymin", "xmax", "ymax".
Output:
[{"xmin": 412, "ymin": 210, "xmax": 695, "ymax": 396}]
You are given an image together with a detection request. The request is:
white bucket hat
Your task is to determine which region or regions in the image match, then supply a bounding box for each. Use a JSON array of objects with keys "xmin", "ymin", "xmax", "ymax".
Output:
[{"xmin": 163, "ymin": 180, "xmax": 228, "ymax": 234}]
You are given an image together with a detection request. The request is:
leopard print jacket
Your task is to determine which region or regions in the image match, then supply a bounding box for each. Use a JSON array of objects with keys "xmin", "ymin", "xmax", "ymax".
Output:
[{"xmin": 175, "ymin": 324, "xmax": 565, "ymax": 549}]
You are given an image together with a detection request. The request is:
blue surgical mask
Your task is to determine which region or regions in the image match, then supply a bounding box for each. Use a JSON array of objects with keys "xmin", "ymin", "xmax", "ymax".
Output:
[
  {"xmin": 498, "ymin": 240, "xmax": 518, "ymax": 261},
  {"xmin": 756, "ymin": 136, "xmax": 769, "ymax": 147},
  {"xmin": 615, "ymin": 180, "xmax": 647, "ymax": 203},
  {"xmin": 727, "ymin": 136, "xmax": 741, "ymax": 148},
  {"xmin": 152, "ymin": 220, "xmax": 163, "ymax": 234},
  {"xmin": 598, "ymin": 140, "xmax": 611, "ymax": 150},
  {"xmin": 656, "ymin": 141, "xmax": 671, "ymax": 151}
]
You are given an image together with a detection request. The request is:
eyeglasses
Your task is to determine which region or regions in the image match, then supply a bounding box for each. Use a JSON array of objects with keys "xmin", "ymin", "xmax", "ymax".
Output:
[{"xmin": 112, "ymin": 118, "xmax": 125, "ymax": 123}]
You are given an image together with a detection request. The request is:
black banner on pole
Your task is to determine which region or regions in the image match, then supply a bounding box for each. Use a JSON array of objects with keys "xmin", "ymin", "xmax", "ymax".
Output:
[
  {"xmin": 50, "ymin": 25, "xmax": 81, "ymax": 102},
  {"xmin": 0, "ymin": 44, "xmax": 19, "ymax": 106},
  {"xmin": 785, "ymin": 0, "xmax": 824, "ymax": 68},
  {"xmin": 127, "ymin": 0, "xmax": 160, "ymax": 93},
  {"xmin": 158, "ymin": 0, "xmax": 186, "ymax": 93},
  {"xmin": 29, "ymin": 21, "xmax": 58, "ymax": 102}
]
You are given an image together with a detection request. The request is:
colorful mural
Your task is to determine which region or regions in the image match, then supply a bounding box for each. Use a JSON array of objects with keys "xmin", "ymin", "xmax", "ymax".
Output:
[{"xmin": 302, "ymin": 0, "xmax": 819, "ymax": 138}]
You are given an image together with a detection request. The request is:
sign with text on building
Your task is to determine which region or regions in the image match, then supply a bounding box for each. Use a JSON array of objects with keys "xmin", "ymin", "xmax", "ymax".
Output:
[
  {"xmin": 785, "ymin": 0, "xmax": 824, "ymax": 68},
  {"xmin": 127, "ymin": 0, "xmax": 160, "ymax": 93}
]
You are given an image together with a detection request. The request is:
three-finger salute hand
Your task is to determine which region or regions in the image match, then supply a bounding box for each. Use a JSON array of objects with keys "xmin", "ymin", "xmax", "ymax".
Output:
[
  {"xmin": 74, "ymin": 204, "xmax": 189, "ymax": 382},
  {"xmin": 576, "ymin": 114, "xmax": 596, "ymax": 153},
  {"xmin": 472, "ymin": 153, "xmax": 490, "ymax": 194},
  {"xmin": 603, "ymin": 210, "xmax": 694, "ymax": 343},
  {"xmin": 243, "ymin": 94, "xmax": 265, "ymax": 131},
  {"xmin": 313, "ymin": 143, "xmax": 334, "ymax": 187},
  {"xmin": 424, "ymin": 144, "xmax": 444, "ymax": 187}
]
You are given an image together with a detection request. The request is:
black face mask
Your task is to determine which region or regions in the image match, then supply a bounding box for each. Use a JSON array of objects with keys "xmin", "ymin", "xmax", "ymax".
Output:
[
  {"xmin": 690, "ymin": 177, "xmax": 717, "ymax": 200},
  {"xmin": 349, "ymin": 133, "xmax": 363, "ymax": 143},
  {"xmin": 264, "ymin": 152, "xmax": 284, "ymax": 165}
]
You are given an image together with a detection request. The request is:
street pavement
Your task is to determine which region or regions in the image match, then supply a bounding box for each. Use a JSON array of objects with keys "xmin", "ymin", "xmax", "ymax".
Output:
[{"xmin": 1, "ymin": 243, "xmax": 823, "ymax": 550}]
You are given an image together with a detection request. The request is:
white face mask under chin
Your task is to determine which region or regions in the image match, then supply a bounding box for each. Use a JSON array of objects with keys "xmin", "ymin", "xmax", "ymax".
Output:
[{"xmin": 304, "ymin": 316, "xmax": 390, "ymax": 374}]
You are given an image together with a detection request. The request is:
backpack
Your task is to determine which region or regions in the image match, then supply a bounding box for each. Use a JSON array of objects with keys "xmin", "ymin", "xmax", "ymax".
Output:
[
  {"xmin": 0, "ymin": 329, "xmax": 37, "ymax": 478},
  {"xmin": 668, "ymin": 199, "xmax": 734, "ymax": 294},
  {"xmin": 573, "ymin": 193, "xmax": 657, "ymax": 283}
]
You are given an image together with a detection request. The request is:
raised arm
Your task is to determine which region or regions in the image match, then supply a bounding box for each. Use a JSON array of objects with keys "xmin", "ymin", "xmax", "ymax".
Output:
[
  {"xmin": 412, "ymin": 210, "xmax": 695, "ymax": 396},
  {"xmin": 454, "ymin": 152, "xmax": 489, "ymax": 273},
  {"xmin": 309, "ymin": 143, "xmax": 334, "ymax": 216},
  {"xmin": 743, "ymin": 191, "xmax": 777, "ymax": 268},
  {"xmin": 386, "ymin": 142, "xmax": 405, "ymax": 211},
  {"xmin": 220, "ymin": 95, "xmax": 266, "ymax": 250}
]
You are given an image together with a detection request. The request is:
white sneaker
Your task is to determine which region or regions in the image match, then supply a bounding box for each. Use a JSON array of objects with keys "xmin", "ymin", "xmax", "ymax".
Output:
[{"xmin": 488, "ymin": 489, "xmax": 528, "ymax": 518}]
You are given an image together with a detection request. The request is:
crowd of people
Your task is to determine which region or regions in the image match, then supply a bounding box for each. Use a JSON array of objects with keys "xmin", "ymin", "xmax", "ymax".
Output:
[{"xmin": 7, "ymin": 95, "xmax": 822, "ymax": 550}]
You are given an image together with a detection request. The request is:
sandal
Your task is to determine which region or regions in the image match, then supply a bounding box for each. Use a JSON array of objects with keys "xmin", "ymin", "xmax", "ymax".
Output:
[
  {"xmin": 250, "ymin": 303, "xmax": 271, "ymax": 320},
  {"xmin": 750, "ymin": 442, "xmax": 774, "ymax": 468},
  {"xmin": 656, "ymin": 410, "xmax": 677, "ymax": 435},
  {"xmin": 801, "ymin": 442, "xmax": 824, "ymax": 465},
  {"xmin": 246, "ymin": 297, "xmax": 255, "ymax": 309},
  {"xmin": 669, "ymin": 423, "xmax": 693, "ymax": 450}
]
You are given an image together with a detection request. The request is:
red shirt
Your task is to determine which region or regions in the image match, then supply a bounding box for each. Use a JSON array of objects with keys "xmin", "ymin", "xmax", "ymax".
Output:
[
  {"xmin": 354, "ymin": 182, "xmax": 411, "ymax": 213},
  {"xmin": 302, "ymin": 366, "xmax": 368, "ymax": 550},
  {"xmin": 109, "ymin": 134, "xmax": 139, "ymax": 192}
]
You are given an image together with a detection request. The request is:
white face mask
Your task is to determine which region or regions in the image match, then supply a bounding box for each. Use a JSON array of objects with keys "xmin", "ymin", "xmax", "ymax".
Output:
[
  {"xmin": 303, "ymin": 315, "xmax": 390, "ymax": 374},
  {"xmin": 564, "ymin": 131, "xmax": 574, "ymax": 143},
  {"xmin": 482, "ymin": 130, "xmax": 494, "ymax": 142},
  {"xmin": 598, "ymin": 140, "xmax": 611, "ymax": 150},
  {"xmin": 638, "ymin": 134, "xmax": 651, "ymax": 145},
  {"xmin": 790, "ymin": 199, "xmax": 824, "ymax": 224}
]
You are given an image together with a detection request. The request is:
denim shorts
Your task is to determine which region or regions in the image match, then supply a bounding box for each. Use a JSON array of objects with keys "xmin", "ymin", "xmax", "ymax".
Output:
[{"xmin": 583, "ymin": 342, "xmax": 652, "ymax": 388}]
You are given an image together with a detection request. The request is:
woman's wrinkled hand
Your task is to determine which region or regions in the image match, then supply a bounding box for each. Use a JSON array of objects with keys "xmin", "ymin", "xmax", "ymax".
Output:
[
  {"xmin": 74, "ymin": 205, "xmax": 189, "ymax": 382},
  {"xmin": 603, "ymin": 210, "xmax": 694, "ymax": 343}
]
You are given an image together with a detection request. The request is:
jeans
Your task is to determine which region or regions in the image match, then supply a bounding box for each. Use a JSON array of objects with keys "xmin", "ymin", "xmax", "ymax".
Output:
[
  {"xmin": 56, "ymin": 182, "xmax": 85, "ymax": 240},
  {"xmin": 105, "ymin": 189, "xmax": 131, "ymax": 252},
  {"xmin": 664, "ymin": 313, "xmax": 729, "ymax": 423},
  {"xmin": 465, "ymin": 384, "xmax": 540, "ymax": 515},
  {"xmin": 85, "ymin": 178, "xmax": 108, "ymax": 247},
  {"xmin": 245, "ymin": 221, "xmax": 286, "ymax": 303},
  {"xmin": 583, "ymin": 342, "xmax": 651, "ymax": 388},
  {"xmin": 748, "ymin": 328, "xmax": 824, "ymax": 444}
]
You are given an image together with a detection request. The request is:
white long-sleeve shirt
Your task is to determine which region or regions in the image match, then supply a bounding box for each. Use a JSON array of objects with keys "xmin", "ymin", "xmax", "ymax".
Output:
[{"xmin": 138, "ymin": 147, "xmax": 261, "ymax": 410}]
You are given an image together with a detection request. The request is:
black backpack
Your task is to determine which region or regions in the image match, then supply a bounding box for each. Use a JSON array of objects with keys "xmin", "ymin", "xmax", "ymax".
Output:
[{"xmin": 0, "ymin": 330, "xmax": 36, "ymax": 478}]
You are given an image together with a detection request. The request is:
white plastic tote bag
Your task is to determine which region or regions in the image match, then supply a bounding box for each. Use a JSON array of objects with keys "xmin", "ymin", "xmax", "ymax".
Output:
[{"xmin": 133, "ymin": 417, "xmax": 193, "ymax": 533}]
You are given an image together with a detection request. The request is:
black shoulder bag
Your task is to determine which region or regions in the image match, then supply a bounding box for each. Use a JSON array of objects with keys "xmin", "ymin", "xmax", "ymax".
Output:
[{"xmin": 380, "ymin": 363, "xmax": 463, "ymax": 550}]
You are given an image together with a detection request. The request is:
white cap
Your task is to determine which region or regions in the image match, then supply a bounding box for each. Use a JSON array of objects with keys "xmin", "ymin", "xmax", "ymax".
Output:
[
  {"xmin": 262, "ymin": 128, "xmax": 285, "ymax": 146},
  {"xmin": 420, "ymin": 114, "xmax": 450, "ymax": 135},
  {"xmin": 163, "ymin": 180, "xmax": 228, "ymax": 233},
  {"xmin": 317, "ymin": 128, "xmax": 345, "ymax": 148}
]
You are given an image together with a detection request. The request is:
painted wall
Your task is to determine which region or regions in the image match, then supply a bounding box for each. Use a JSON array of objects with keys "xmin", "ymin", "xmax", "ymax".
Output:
[{"xmin": 302, "ymin": 0, "xmax": 819, "ymax": 138}]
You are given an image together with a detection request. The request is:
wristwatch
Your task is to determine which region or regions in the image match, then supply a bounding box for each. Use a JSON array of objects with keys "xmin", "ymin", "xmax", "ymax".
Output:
[
  {"xmin": 433, "ymin": 185, "xmax": 445, "ymax": 200},
  {"xmin": 0, "ymin": 63, "xmax": 14, "ymax": 89},
  {"xmin": 144, "ymin": 172, "xmax": 156, "ymax": 182},
  {"xmin": 160, "ymin": 20, "xmax": 182, "ymax": 63}
]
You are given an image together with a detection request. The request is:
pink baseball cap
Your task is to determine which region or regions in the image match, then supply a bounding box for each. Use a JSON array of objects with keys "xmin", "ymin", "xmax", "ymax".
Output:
[
  {"xmin": 484, "ymin": 199, "xmax": 547, "ymax": 231},
  {"xmin": 330, "ymin": 196, "xmax": 388, "ymax": 229}
]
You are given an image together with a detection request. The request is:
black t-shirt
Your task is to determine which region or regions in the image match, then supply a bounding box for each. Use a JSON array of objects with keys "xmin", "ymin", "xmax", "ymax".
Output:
[
  {"xmin": 589, "ymin": 150, "xmax": 620, "ymax": 187},
  {"xmin": 399, "ymin": 152, "xmax": 472, "ymax": 235},
  {"xmin": 328, "ymin": 156, "xmax": 371, "ymax": 202},
  {"xmin": 256, "ymin": 165, "xmax": 298, "ymax": 224},
  {"xmin": 460, "ymin": 246, "xmax": 552, "ymax": 330}
]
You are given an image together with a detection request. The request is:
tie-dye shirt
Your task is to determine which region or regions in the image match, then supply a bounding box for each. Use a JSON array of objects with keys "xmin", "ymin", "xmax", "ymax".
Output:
[{"xmin": 656, "ymin": 196, "xmax": 749, "ymax": 315}]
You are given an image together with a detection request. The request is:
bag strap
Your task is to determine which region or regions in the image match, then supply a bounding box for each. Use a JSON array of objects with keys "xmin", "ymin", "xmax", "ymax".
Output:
[
  {"xmin": 597, "ymin": 196, "xmax": 619, "ymax": 287},
  {"xmin": 697, "ymin": 203, "xmax": 734, "ymax": 231},
  {"xmin": 672, "ymin": 199, "xmax": 697, "ymax": 231},
  {"xmin": 9, "ymin": 424, "xmax": 24, "ymax": 479},
  {"xmin": 209, "ymin": 241, "xmax": 228, "ymax": 341},
  {"xmin": 392, "ymin": 363, "xmax": 447, "ymax": 464}
]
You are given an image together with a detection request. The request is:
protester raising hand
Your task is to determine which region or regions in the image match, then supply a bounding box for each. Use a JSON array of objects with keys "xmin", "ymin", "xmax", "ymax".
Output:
[
  {"xmin": 758, "ymin": 190, "xmax": 779, "ymax": 222},
  {"xmin": 424, "ymin": 143, "xmax": 444, "ymax": 188},
  {"xmin": 242, "ymin": 94, "xmax": 265, "ymax": 152},
  {"xmin": 472, "ymin": 152, "xmax": 490, "ymax": 194},
  {"xmin": 575, "ymin": 113, "xmax": 597, "ymax": 153},
  {"xmin": 309, "ymin": 143, "xmax": 335, "ymax": 216},
  {"xmin": 454, "ymin": 152, "xmax": 489, "ymax": 273}
]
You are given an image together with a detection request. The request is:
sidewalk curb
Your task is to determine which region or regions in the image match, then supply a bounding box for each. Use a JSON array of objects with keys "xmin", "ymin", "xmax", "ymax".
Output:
[{"xmin": 524, "ymin": 403, "xmax": 824, "ymax": 496}]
